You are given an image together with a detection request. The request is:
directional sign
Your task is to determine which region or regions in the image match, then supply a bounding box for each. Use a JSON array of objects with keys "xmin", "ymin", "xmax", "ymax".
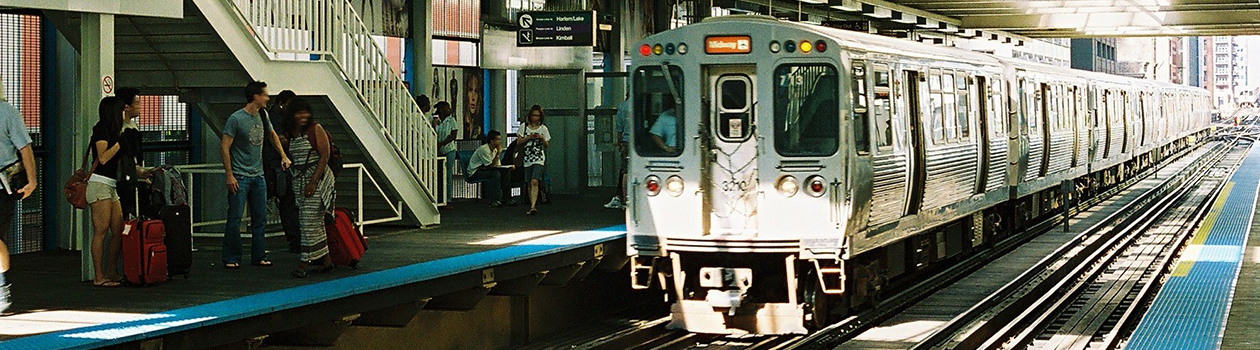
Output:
[{"xmin": 516, "ymin": 11, "xmax": 596, "ymax": 47}]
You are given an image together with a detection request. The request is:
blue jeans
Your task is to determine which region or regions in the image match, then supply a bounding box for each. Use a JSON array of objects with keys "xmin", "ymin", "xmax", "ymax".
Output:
[
  {"xmin": 466, "ymin": 169, "xmax": 508, "ymax": 202},
  {"xmin": 223, "ymin": 175, "xmax": 268, "ymax": 264}
]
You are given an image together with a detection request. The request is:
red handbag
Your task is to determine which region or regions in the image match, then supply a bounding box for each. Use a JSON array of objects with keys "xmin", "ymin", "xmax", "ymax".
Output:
[{"xmin": 64, "ymin": 145, "xmax": 96, "ymax": 209}]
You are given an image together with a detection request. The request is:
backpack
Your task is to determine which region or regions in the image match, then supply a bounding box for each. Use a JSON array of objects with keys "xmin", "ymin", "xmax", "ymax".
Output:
[
  {"xmin": 149, "ymin": 165, "xmax": 188, "ymax": 207},
  {"xmin": 304, "ymin": 123, "xmax": 344, "ymax": 177}
]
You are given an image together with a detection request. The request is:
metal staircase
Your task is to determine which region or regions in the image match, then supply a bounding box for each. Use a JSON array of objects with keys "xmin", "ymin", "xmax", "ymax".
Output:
[{"xmin": 192, "ymin": 0, "xmax": 439, "ymax": 225}]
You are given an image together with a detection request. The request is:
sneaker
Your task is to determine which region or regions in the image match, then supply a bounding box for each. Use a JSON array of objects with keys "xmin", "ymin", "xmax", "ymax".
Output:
[
  {"xmin": 603, "ymin": 197, "xmax": 623, "ymax": 209},
  {"xmin": 0, "ymin": 284, "xmax": 12, "ymax": 313}
]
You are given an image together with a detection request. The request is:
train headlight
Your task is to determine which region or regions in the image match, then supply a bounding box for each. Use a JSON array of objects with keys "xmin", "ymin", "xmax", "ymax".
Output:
[
  {"xmin": 653, "ymin": 44, "xmax": 664, "ymax": 55},
  {"xmin": 677, "ymin": 43, "xmax": 688, "ymax": 55},
  {"xmin": 639, "ymin": 44, "xmax": 651, "ymax": 57},
  {"xmin": 777, "ymin": 176, "xmax": 799, "ymax": 197},
  {"xmin": 666, "ymin": 176, "xmax": 685, "ymax": 197},
  {"xmin": 816, "ymin": 40, "xmax": 827, "ymax": 53},
  {"xmin": 769, "ymin": 41, "xmax": 781, "ymax": 53},
  {"xmin": 799, "ymin": 40, "xmax": 813, "ymax": 53},
  {"xmin": 806, "ymin": 176, "xmax": 827, "ymax": 197},
  {"xmin": 646, "ymin": 176, "xmax": 661, "ymax": 196},
  {"xmin": 784, "ymin": 40, "xmax": 796, "ymax": 53}
]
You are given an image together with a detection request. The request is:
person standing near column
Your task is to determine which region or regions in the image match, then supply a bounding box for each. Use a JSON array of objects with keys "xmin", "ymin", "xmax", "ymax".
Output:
[
  {"xmin": 221, "ymin": 81, "xmax": 290, "ymax": 269},
  {"xmin": 0, "ymin": 84, "xmax": 36, "ymax": 310},
  {"xmin": 434, "ymin": 101, "xmax": 460, "ymax": 209},
  {"xmin": 519, "ymin": 105, "xmax": 551, "ymax": 215}
]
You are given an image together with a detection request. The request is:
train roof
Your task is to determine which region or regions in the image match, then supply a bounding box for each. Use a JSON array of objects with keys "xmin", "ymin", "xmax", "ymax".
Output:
[{"xmin": 675, "ymin": 16, "xmax": 1206, "ymax": 95}]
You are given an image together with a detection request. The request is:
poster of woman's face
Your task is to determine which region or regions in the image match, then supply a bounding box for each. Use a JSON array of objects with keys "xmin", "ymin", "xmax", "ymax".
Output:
[{"xmin": 464, "ymin": 72, "xmax": 483, "ymax": 139}]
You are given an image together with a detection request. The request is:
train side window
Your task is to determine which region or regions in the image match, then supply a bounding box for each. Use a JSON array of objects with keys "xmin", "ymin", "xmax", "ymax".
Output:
[
  {"xmin": 851, "ymin": 63, "xmax": 872, "ymax": 155},
  {"xmin": 990, "ymin": 75, "xmax": 1004, "ymax": 136},
  {"xmin": 873, "ymin": 64, "xmax": 894, "ymax": 149},
  {"xmin": 942, "ymin": 73, "xmax": 958, "ymax": 141},
  {"xmin": 956, "ymin": 75, "xmax": 970, "ymax": 139},
  {"xmin": 774, "ymin": 64, "xmax": 839, "ymax": 157},
  {"xmin": 633, "ymin": 65, "xmax": 685, "ymax": 157},
  {"xmin": 929, "ymin": 70, "xmax": 944, "ymax": 142},
  {"xmin": 1029, "ymin": 80, "xmax": 1040, "ymax": 131}
]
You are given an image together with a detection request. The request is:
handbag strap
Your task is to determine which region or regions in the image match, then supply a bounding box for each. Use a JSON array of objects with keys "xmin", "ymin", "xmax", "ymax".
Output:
[{"xmin": 80, "ymin": 143, "xmax": 99, "ymax": 175}]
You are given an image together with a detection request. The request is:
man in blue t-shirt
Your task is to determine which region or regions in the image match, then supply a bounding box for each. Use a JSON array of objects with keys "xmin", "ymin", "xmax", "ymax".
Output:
[
  {"xmin": 0, "ymin": 84, "xmax": 35, "ymax": 312},
  {"xmin": 220, "ymin": 81, "xmax": 290, "ymax": 269}
]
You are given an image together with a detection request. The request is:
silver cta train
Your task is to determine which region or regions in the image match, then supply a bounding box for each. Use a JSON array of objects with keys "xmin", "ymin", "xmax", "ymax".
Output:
[{"xmin": 625, "ymin": 15, "xmax": 1211, "ymax": 334}]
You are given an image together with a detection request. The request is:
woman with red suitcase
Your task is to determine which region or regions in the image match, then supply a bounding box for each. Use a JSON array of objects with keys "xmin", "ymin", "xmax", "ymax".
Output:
[{"xmin": 281, "ymin": 98, "xmax": 336, "ymax": 278}]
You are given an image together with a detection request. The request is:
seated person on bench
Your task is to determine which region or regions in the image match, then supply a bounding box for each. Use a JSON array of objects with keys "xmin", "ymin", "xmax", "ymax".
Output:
[{"xmin": 466, "ymin": 130, "xmax": 512, "ymax": 207}]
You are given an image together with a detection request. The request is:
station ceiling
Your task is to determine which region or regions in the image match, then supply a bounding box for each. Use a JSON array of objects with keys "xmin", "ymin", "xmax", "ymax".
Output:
[{"xmin": 872, "ymin": 0, "xmax": 1260, "ymax": 38}]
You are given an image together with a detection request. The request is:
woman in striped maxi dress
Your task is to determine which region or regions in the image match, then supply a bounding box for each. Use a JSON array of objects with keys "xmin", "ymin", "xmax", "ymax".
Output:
[{"xmin": 282, "ymin": 98, "xmax": 336, "ymax": 278}]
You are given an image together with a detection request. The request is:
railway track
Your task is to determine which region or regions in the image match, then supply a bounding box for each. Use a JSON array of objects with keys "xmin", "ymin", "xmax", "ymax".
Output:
[
  {"xmin": 910, "ymin": 139, "xmax": 1249, "ymax": 350},
  {"xmin": 783, "ymin": 140, "xmax": 1224, "ymax": 350}
]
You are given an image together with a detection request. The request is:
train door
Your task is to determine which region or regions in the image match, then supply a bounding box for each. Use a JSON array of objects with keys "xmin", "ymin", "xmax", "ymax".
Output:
[
  {"xmin": 704, "ymin": 65, "xmax": 758, "ymax": 236},
  {"xmin": 975, "ymin": 76, "xmax": 991, "ymax": 194},
  {"xmin": 1039, "ymin": 83, "xmax": 1052, "ymax": 177},
  {"xmin": 903, "ymin": 70, "xmax": 926, "ymax": 216}
]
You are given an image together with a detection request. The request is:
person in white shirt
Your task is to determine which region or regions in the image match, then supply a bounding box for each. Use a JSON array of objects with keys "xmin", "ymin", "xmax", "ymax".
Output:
[
  {"xmin": 649, "ymin": 95, "xmax": 678, "ymax": 154},
  {"xmin": 518, "ymin": 105, "xmax": 551, "ymax": 215},
  {"xmin": 433, "ymin": 101, "xmax": 460, "ymax": 209},
  {"xmin": 466, "ymin": 130, "xmax": 511, "ymax": 207}
]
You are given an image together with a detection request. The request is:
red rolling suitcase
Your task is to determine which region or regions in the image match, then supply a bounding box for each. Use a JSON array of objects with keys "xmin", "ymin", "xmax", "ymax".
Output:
[
  {"xmin": 122, "ymin": 219, "xmax": 168, "ymax": 286},
  {"xmin": 325, "ymin": 208, "xmax": 366, "ymax": 268}
]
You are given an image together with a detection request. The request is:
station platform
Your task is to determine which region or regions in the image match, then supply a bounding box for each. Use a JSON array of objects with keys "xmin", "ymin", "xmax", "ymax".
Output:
[
  {"xmin": 0, "ymin": 194, "xmax": 626, "ymax": 350},
  {"xmin": 1126, "ymin": 146, "xmax": 1260, "ymax": 350}
]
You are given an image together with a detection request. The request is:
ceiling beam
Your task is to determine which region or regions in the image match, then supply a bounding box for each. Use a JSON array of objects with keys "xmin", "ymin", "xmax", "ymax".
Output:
[{"xmin": 960, "ymin": 9, "xmax": 1260, "ymax": 30}]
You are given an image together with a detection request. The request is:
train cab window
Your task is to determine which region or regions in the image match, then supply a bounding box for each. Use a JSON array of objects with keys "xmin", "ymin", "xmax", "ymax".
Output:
[
  {"xmin": 929, "ymin": 70, "xmax": 945, "ymax": 142},
  {"xmin": 633, "ymin": 65, "xmax": 685, "ymax": 157},
  {"xmin": 956, "ymin": 75, "xmax": 970, "ymax": 139},
  {"xmin": 774, "ymin": 64, "xmax": 840, "ymax": 156},
  {"xmin": 716, "ymin": 75, "xmax": 753, "ymax": 142},
  {"xmin": 989, "ymin": 76, "xmax": 1005, "ymax": 136},
  {"xmin": 873, "ymin": 65, "xmax": 894, "ymax": 149}
]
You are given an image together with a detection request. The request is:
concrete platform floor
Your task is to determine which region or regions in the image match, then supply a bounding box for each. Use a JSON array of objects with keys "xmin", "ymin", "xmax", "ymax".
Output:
[{"xmin": 0, "ymin": 193, "xmax": 625, "ymax": 340}]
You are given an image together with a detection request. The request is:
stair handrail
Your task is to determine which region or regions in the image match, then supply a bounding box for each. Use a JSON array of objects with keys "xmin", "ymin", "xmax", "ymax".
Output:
[{"xmin": 225, "ymin": 0, "xmax": 438, "ymax": 203}]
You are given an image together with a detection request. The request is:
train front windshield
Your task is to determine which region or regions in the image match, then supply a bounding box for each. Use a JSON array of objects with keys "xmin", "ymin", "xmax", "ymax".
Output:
[
  {"xmin": 774, "ymin": 64, "xmax": 840, "ymax": 156},
  {"xmin": 634, "ymin": 65, "xmax": 685, "ymax": 157}
]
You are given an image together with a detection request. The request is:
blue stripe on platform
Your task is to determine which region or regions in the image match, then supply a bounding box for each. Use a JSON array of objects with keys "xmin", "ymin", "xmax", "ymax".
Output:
[
  {"xmin": 1125, "ymin": 148, "xmax": 1260, "ymax": 350},
  {"xmin": 0, "ymin": 225, "xmax": 627, "ymax": 350}
]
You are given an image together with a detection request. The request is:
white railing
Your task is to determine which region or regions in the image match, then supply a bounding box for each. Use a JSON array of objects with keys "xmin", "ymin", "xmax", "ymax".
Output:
[
  {"xmin": 226, "ymin": 0, "xmax": 437, "ymax": 202},
  {"xmin": 177, "ymin": 163, "xmax": 405, "ymax": 239}
]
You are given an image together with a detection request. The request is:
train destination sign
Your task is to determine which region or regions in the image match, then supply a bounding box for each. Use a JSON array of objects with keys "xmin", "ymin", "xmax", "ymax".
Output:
[{"xmin": 516, "ymin": 11, "xmax": 596, "ymax": 47}]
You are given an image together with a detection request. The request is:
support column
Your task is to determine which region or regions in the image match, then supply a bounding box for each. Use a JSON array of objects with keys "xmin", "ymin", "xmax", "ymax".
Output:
[
  {"xmin": 75, "ymin": 13, "xmax": 114, "ymax": 281},
  {"xmin": 410, "ymin": 0, "xmax": 433, "ymax": 99}
]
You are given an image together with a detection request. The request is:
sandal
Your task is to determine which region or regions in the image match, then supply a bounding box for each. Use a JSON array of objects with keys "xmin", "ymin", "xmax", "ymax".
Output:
[
  {"xmin": 93, "ymin": 280, "xmax": 121, "ymax": 287},
  {"xmin": 527, "ymin": 208, "xmax": 538, "ymax": 215},
  {"xmin": 252, "ymin": 260, "xmax": 273, "ymax": 267},
  {"xmin": 224, "ymin": 262, "xmax": 241, "ymax": 269}
]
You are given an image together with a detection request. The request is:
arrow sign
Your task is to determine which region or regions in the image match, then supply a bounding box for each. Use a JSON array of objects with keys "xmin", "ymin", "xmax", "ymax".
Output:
[{"xmin": 515, "ymin": 11, "xmax": 596, "ymax": 47}]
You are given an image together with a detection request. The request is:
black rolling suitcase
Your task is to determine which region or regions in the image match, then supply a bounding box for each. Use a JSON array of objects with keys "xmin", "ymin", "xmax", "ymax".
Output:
[{"xmin": 160, "ymin": 205, "xmax": 192, "ymax": 278}]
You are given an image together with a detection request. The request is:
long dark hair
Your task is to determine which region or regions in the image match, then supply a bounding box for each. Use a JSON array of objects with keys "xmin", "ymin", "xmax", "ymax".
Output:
[
  {"xmin": 96, "ymin": 96, "xmax": 124, "ymax": 138},
  {"xmin": 282, "ymin": 97, "xmax": 315, "ymax": 137}
]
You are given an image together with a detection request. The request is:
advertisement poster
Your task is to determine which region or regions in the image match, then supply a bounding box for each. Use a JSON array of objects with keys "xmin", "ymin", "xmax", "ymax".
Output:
[{"xmin": 430, "ymin": 66, "xmax": 485, "ymax": 140}]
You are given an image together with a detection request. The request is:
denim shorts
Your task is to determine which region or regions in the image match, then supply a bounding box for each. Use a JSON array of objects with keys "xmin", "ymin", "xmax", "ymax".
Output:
[
  {"xmin": 86, "ymin": 180, "xmax": 119, "ymax": 204},
  {"xmin": 524, "ymin": 164, "xmax": 546, "ymax": 181}
]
